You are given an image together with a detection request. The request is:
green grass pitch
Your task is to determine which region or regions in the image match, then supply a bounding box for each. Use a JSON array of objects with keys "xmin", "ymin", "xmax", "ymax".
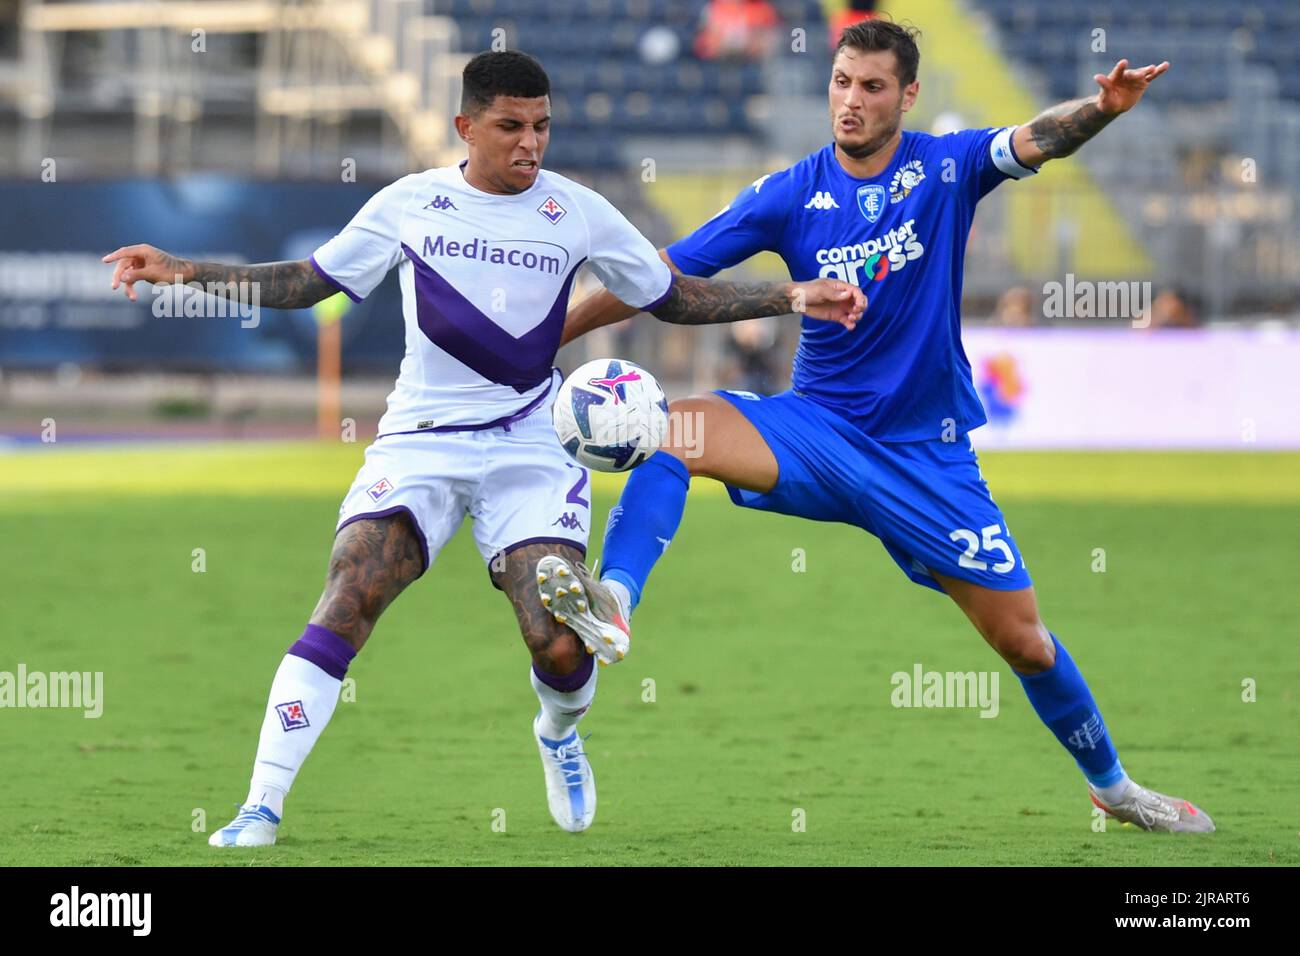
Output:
[{"xmin": 1, "ymin": 443, "xmax": 1297, "ymax": 865}]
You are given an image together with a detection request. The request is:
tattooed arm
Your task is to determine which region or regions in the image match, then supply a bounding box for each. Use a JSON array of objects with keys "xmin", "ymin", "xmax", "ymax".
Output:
[
  {"xmin": 1012, "ymin": 58, "xmax": 1170, "ymax": 168},
  {"xmin": 102, "ymin": 244, "xmax": 336, "ymax": 308},
  {"xmin": 649, "ymin": 273, "xmax": 862, "ymax": 328},
  {"xmin": 561, "ymin": 248, "xmax": 866, "ymax": 345}
]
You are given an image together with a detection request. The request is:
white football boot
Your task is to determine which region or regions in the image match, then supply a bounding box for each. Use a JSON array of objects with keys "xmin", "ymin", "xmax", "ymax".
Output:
[
  {"xmin": 1089, "ymin": 781, "xmax": 1215, "ymax": 832},
  {"xmin": 535, "ymin": 555, "xmax": 630, "ymax": 665},
  {"xmin": 208, "ymin": 803, "xmax": 281, "ymax": 846},
  {"xmin": 533, "ymin": 714, "xmax": 596, "ymax": 832}
]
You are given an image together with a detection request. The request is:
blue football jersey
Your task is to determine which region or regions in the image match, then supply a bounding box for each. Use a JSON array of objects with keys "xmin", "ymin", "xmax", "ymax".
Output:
[{"xmin": 666, "ymin": 128, "xmax": 1037, "ymax": 441}]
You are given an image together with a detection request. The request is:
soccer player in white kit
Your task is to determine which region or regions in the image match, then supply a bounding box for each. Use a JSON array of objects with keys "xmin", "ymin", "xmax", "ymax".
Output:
[{"xmin": 102, "ymin": 51, "xmax": 864, "ymax": 843}]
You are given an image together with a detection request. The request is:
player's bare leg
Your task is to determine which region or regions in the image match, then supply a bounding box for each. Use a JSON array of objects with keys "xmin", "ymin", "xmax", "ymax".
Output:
[
  {"xmin": 933, "ymin": 572, "xmax": 1214, "ymax": 833},
  {"xmin": 210, "ymin": 514, "xmax": 424, "ymax": 846},
  {"xmin": 664, "ymin": 393, "xmax": 780, "ymax": 486},
  {"xmin": 496, "ymin": 542, "xmax": 602, "ymax": 832},
  {"xmin": 308, "ymin": 513, "xmax": 426, "ymax": 651},
  {"xmin": 929, "ymin": 575, "xmax": 1055, "ymax": 673},
  {"xmin": 495, "ymin": 542, "xmax": 590, "ymax": 675}
]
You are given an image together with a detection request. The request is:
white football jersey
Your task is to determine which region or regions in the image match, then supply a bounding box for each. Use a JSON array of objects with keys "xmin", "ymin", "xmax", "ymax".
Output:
[{"xmin": 311, "ymin": 162, "xmax": 673, "ymax": 434}]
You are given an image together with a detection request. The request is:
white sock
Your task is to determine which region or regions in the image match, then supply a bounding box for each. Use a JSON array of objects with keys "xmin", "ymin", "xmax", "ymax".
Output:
[
  {"xmin": 603, "ymin": 579, "xmax": 633, "ymax": 620},
  {"xmin": 246, "ymin": 654, "xmax": 344, "ymax": 815},
  {"xmin": 531, "ymin": 661, "xmax": 598, "ymax": 741},
  {"xmin": 1093, "ymin": 775, "xmax": 1135, "ymax": 805},
  {"xmin": 243, "ymin": 782, "xmax": 287, "ymax": 818}
]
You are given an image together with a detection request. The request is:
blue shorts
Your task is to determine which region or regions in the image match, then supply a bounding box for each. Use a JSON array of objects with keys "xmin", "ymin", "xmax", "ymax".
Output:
[{"xmin": 715, "ymin": 389, "xmax": 1032, "ymax": 593}]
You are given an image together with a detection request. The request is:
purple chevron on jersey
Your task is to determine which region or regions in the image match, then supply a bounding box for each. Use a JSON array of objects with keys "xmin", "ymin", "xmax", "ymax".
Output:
[{"xmin": 401, "ymin": 242, "xmax": 586, "ymax": 392}]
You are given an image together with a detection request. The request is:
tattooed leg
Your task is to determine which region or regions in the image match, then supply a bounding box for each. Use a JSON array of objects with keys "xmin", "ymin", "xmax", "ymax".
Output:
[
  {"xmin": 308, "ymin": 512, "xmax": 426, "ymax": 652},
  {"xmin": 500, "ymin": 542, "xmax": 601, "ymax": 833},
  {"xmin": 493, "ymin": 542, "xmax": 588, "ymax": 675},
  {"xmin": 212, "ymin": 512, "xmax": 426, "ymax": 840}
]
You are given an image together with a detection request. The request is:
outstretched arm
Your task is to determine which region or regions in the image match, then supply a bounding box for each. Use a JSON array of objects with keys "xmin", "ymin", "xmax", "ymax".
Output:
[
  {"xmin": 560, "ymin": 250, "xmax": 678, "ymax": 348},
  {"xmin": 561, "ymin": 249, "xmax": 865, "ymax": 345},
  {"xmin": 102, "ymin": 244, "xmax": 336, "ymax": 309},
  {"xmin": 1012, "ymin": 59, "xmax": 1170, "ymax": 168},
  {"xmin": 650, "ymin": 273, "xmax": 862, "ymax": 330}
]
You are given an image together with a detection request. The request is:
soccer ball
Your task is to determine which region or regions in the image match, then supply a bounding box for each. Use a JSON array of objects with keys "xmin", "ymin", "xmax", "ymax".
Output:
[{"xmin": 553, "ymin": 358, "xmax": 669, "ymax": 472}]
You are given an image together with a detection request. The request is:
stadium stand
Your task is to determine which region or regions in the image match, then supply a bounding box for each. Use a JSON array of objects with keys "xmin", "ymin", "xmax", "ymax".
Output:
[{"xmin": 0, "ymin": 0, "xmax": 1294, "ymax": 319}]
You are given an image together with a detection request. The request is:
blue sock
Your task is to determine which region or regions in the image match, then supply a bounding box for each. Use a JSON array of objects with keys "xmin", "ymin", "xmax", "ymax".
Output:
[
  {"xmin": 601, "ymin": 451, "xmax": 690, "ymax": 611},
  {"xmin": 1016, "ymin": 633, "xmax": 1127, "ymax": 788}
]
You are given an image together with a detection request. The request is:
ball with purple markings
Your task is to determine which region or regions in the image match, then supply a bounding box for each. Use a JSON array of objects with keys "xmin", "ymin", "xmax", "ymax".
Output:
[{"xmin": 553, "ymin": 358, "xmax": 670, "ymax": 473}]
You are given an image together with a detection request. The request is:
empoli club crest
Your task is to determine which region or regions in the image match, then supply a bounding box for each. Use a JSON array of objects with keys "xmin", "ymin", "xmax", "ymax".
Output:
[{"xmin": 856, "ymin": 184, "xmax": 887, "ymax": 223}]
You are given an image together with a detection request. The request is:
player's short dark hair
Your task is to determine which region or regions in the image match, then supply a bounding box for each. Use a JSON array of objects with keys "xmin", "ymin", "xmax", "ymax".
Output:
[
  {"xmin": 461, "ymin": 50, "xmax": 550, "ymax": 116},
  {"xmin": 835, "ymin": 18, "xmax": 922, "ymax": 88}
]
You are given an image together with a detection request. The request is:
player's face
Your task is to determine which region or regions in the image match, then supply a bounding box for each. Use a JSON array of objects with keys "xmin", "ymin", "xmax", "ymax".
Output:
[
  {"xmin": 458, "ymin": 95, "xmax": 551, "ymax": 194},
  {"xmin": 828, "ymin": 48, "xmax": 919, "ymax": 161}
]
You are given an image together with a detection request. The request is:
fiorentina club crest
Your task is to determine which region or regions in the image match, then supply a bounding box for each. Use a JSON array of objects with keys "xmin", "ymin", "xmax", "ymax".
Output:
[
  {"xmin": 538, "ymin": 196, "xmax": 567, "ymax": 223},
  {"xmin": 856, "ymin": 184, "xmax": 887, "ymax": 223},
  {"xmin": 276, "ymin": 700, "xmax": 310, "ymax": 731},
  {"xmin": 367, "ymin": 477, "xmax": 393, "ymax": 502}
]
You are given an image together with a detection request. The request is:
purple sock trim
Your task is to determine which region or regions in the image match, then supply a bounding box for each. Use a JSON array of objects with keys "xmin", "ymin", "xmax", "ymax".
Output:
[
  {"xmin": 532, "ymin": 652, "xmax": 594, "ymax": 693},
  {"xmin": 287, "ymin": 624, "xmax": 356, "ymax": 681}
]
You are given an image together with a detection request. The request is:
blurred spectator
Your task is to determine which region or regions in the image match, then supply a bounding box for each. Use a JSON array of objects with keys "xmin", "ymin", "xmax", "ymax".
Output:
[
  {"xmin": 829, "ymin": 0, "xmax": 879, "ymax": 50},
  {"xmin": 695, "ymin": 0, "xmax": 780, "ymax": 63},
  {"xmin": 721, "ymin": 317, "xmax": 783, "ymax": 393},
  {"xmin": 993, "ymin": 285, "xmax": 1036, "ymax": 327},
  {"xmin": 1140, "ymin": 288, "xmax": 1200, "ymax": 330}
]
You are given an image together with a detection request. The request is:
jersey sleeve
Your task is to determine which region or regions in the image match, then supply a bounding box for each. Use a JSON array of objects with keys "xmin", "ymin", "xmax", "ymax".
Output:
[
  {"xmin": 310, "ymin": 175, "xmax": 417, "ymax": 302},
  {"xmin": 665, "ymin": 171, "xmax": 788, "ymax": 277},
  {"xmin": 581, "ymin": 190, "xmax": 674, "ymax": 311},
  {"xmin": 941, "ymin": 127, "xmax": 1038, "ymax": 205}
]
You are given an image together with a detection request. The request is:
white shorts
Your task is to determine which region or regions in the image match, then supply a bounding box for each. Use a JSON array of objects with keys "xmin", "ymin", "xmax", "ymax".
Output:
[{"xmin": 335, "ymin": 395, "xmax": 591, "ymax": 582}]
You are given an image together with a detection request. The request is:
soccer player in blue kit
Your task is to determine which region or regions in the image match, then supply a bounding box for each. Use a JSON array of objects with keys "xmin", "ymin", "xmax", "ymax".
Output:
[{"xmin": 539, "ymin": 20, "xmax": 1214, "ymax": 832}]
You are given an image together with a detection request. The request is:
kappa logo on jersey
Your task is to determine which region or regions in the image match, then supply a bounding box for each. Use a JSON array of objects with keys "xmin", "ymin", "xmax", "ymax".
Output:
[
  {"xmin": 276, "ymin": 700, "xmax": 310, "ymax": 731},
  {"xmin": 889, "ymin": 160, "xmax": 926, "ymax": 204},
  {"xmin": 804, "ymin": 191, "xmax": 840, "ymax": 210},
  {"xmin": 367, "ymin": 477, "xmax": 394, "ymax": 501},
  {"xmin": 588, "ymin": 366, "xmax": 642, "ymax": 404},
  {"xmin": 538, "ymin": 196, "xmax": 567, "ymax": 223},
  {"xmin": 856, "ymin": 184, "xmax": 887, "ymax": 223},
  {"xmin": 751, "ymin": 174, "xmax": 772, "ymax": 193},
  {"xmin": 423, "ymin": 196, "xmax": 458, "ymax": 211},
  {"xmin": 552, "ymin": 511, "xmax": 586, "ymax": 531},
  {"xmin": 815, "ymin": 218, "xmax": 925, "ymax": 286}
]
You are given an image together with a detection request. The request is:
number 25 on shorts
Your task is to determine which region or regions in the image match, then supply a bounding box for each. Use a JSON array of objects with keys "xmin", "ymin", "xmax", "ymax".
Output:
[{"xmin": 949, "ymin": 524, "xmax": 1016, "ymax": 573}]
